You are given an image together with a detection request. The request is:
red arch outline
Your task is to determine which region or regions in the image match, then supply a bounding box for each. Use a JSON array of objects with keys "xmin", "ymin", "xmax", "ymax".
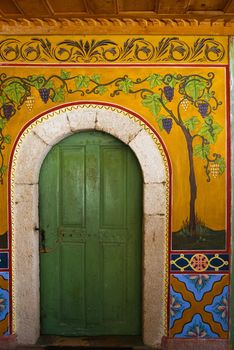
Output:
[{"xmin": 8, "ymin": 101, "xmax": 172, "ymax": 335}]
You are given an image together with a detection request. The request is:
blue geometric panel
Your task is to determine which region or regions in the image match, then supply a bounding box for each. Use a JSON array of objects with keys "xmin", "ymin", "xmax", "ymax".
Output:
[
  {"xmin": 205, "ymin": 286, "xmax": 229, "ymax": 331},
  {"xmin": 169, "ymin": 286, "xmax": 190, "ymax": 328},
  {"xmin": 174, "ymin": 274, "xmax": 223, "ymax": 301},
  {"xmin": 0, "ymin": 253, "xmax": 8, "ymax": 269},
  {"xmin": 0, "ymin": 287, "xmax": 9, "ymax": 322},
  {"xmin": 0, "ymin": 272, "xmax": 9, "ymax": 281},
  {"xmin": 175, "ymin": 314, "xmax": 219, "ymax": 338}
]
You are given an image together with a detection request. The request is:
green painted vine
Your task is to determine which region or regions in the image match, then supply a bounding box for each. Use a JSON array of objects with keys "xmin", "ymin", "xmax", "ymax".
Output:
[{"xmin": 0, "ymin": 70, "xmax": 225, "ymax": 235}]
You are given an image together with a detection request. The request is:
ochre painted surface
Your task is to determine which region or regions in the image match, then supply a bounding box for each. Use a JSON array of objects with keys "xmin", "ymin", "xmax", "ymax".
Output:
[
  {"xmin": 0, "ymin": 66, "xmax": 228, "ymax": 239},
  {"xmin": 0, "ymin": 34, "xmax": 230, "ymax": 339}
]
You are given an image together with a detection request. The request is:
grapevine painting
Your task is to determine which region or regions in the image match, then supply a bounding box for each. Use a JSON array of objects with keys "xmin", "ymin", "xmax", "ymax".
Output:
[{"xmin": 0, "ymin": 65, "xmax": 227, "ymax": 251}]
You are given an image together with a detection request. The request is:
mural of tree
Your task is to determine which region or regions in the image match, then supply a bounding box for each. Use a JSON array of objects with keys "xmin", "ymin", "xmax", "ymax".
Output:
[
  {"xmin": 0, "ymin": 71, "xmax": 225, "ymax": 242},
  {"xmin": 141, "ymin": 72, "xmax": 225, "ymax": 237}
]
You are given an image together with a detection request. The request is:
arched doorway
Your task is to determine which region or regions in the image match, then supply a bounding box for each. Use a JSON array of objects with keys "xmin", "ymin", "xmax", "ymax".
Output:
[
  {"xmin": 10, "ymin": 103, "xmax": 169, "ymax": 347},
  {"xmin": 39, "ymin": 131, "xmax": 142, "ymax": 336}
]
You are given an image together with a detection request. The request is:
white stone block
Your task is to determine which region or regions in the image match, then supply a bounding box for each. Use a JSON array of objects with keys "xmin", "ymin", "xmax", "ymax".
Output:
[
  {"xmin": 67, "ymin": 108, "xmax": 96, "ymax": 131},
  {"xmin": 13, "ymin": 184, "xmax": 40, "ymax": 344},
  {"xmin": 144, "ymin": 183, "xmax": 166, "ymax": 215},
  {"xmin": 96, "ymin": 109, "xmax": 141, "ymax": 143},
  {"xmin": 143, "ymin": 214, "xmax": 167, "ymax": 346},
  {"xmin": 129, "ymin": 130, "xmax": 166, "ymax": 184},
  {"xmin": 34, "ymin": 112, "xmax": 72, "ymax": 145},
  {"xmin": 14, "ymin": 132, "xmax": 50, "ymax": 184}
]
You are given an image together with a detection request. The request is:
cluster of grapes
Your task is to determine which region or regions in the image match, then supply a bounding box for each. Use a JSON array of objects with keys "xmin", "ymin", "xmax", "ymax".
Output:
[
  {"xmin": 198, "ymin": 102, "xmax": 209, "ymax": 117},
  {"xmin": 39, "ymin": 88, "xmax": 50, "ymax": 103},
  {"xmin": 162, "ymin": 118, "xmax": 173, "ymax": 134},
  {"xmin": 180, "ymin": 98, "xmax": 189, "ymax": 111},
  {"xmin": 25, "ymin": 96, "xmax": 35, "ymax": 111},
  {"xmin": 210, "ymin": 163, "xmax": 220, "ymax": 178},
  {"xmin": 2, "ymin": 104, "xmax": 14, "ymax": 120},
  {"xmin": 164, "ymin": 86, "xmax": 174, "ymax": 102}
]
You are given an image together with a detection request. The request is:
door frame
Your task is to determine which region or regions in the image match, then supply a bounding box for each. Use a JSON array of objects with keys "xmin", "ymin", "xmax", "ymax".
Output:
[{"xmin": 9, "ymin": 102, "xmax": 170, "ymax": 347}]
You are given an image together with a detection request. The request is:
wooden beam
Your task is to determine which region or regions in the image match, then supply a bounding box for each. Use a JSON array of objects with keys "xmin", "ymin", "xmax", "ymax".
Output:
[{"xmin": 0, "ymin": 17, "xmax": 233, "ymax": 35}]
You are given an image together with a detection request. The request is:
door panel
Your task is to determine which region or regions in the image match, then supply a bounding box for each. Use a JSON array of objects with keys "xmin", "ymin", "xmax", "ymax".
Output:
[
  {"xmin": 60, "ymin": 147, "xmax": 85, "ymax": 226},
  {"xmin": 40, "ymin": 131, "xmax": 142, "ymax": 336},
  {"xmin": 102, "ymin": 243, "xmax": 125, "ymax": 323},
  {"xmin": 60, "ymin": 243, "xmax": 85, "ymax": 323}
]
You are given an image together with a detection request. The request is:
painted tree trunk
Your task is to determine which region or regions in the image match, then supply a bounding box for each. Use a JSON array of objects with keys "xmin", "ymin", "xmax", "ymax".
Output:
[{"xmin": 184, "ymin": 128, "xmax": 197, "ymax": 235}]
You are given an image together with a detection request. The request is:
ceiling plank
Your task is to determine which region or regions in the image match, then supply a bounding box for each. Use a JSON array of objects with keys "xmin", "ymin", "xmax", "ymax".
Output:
[
  {"xmin": 154, "ymin": 0, "xmax": 160, "ymax": 13},
  {"xmin": 15, "ymin": 0, "xmax": 51, "ymax": 17},
  {"xmin": 224, "ymin": 0, "xmax": 234, "ymax": 12},
  {"xmin": 1, "ymin": 0, "xmax": 23, "ymax": 16},
  {"xmin": 116, "ymin": 0, "xmax": 120, "ymax": 14},
  {"xmin": 48, "ymin": 0, "xmax": 87, "ymax": 16},
  {"xmin": 158, "ymin": 0, "xmax": 189, "ymax": 14},
  {"xmin": 187, "ymin": 0, "xmax": 228, "ymax": 11},
  {"xmin": 83, "ymin": 0, "xmax": 90, "ymax": 14},
  {"xmin": 43, "ymin": 0, "xmax": 56, "ymax": 16},
  {"xmin": 86, "ymin": 0, "xmax": 117, "ymax": 14},
  {"xmin": 118, "ymin": 0, "xmax": 155, "ymax": 12}
]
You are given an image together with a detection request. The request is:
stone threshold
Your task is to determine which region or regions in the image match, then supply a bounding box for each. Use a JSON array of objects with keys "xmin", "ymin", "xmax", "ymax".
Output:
[{"xmin": 16, "ymin": 336, "xmax": 156, "ymax": 350}]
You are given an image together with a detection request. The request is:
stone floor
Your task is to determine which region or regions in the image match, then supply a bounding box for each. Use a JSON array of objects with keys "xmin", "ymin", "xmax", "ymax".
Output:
[{"xmin": 16, "ymin": 336, "xmax": 156, "ymax": 350}]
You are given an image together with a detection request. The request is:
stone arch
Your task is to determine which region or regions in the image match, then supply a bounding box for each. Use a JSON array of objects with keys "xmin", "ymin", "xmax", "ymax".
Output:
[{"xmin": 9, "ymin": 103, "xmax": 170, "ymax": 347}]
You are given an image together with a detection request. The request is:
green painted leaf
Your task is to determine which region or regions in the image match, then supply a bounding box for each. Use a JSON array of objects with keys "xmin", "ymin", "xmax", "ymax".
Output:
[
  {"xmin": 168, "ymin": 75, "xmax": 179, "ymax": 88},
  {"xmin": 75, "ymin": 75, "xmax": 90, "ymax": 89},
  {"xmin": 142, "ymin": 93, "xmax": 161, "ymax": 116},
  {"xmin": 118, "ymin": 77, "xmax": 134, "ymax": 94},
  {"xmin": 4, "ymin": 83, "xmax": 26, "ymax": 105},
  {"xmin": 60, "ymin": 70, "xmax": 70, "ymax": 79},
  {"xmin": 147, "ymin": 74, "xmax": 162, "ymax": 88},
  {"xmin": 96, "ymin": 86, "xmax": 107, "ymax": 95},
  {"xmin": 91, "ymin": 74, "xmax": 101, "ymax": 84},
  {"xmin": 185, "ymin": 79, "xmax": 207, "ymax": 101},
  {"xmin": 156, "ymin": 115, "xmax": 167, "ymax": 131},
  {"xmin": 0, "ymin": 118, "xmax": 7, "ymax": 130},
  {"xmin": 0, "ymin": 95, "xmax": 6, "ymax": 104},
  {"xmin": 203, "ymin": 92, "xmax": 212, "ymax": 102},
  {"xmin": 215, "ymin": 156, "xmax": 225, "ymax": 174},
  {"xmin": 198, "ymin": 121, "xmax": 223, "ymax": 144},
  {"xmin": 45, "ymin": 80, "xmax": 55, "ymax": 89},
  {"xmin": 53, "ymin": 88, "xmax": 65, "ymax": 102},
  {"xmin": 193, "ymin": 144, "xmax": 210, "ymax": 159},
  {"xmin": 183, "ymin": 116, "xmax": 200, "ymax": 131},
  {"xmin": 3, "ymin": 135, "xmax": 11, "ymax": 144},
  {"xmin": 0, "ymin": 165, "xmax": 7, "ymax": 175},
  {"xmin": 27, "ymin": 75, "xmax": 45, "ymax": 89}
]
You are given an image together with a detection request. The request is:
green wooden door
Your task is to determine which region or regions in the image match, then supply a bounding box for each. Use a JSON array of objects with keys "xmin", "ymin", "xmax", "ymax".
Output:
[{"xmin": 39, "ymin": 131, "xmax": 142, "ymax": 336}]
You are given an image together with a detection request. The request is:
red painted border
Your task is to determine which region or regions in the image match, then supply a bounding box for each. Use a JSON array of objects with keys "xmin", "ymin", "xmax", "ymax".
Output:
[
  {"xmin": 0, "ymin": 63, "xmax": 229, "ymax": 68},
  {"xmin": 225, "ymin": 65, "xmax": 231, "ymax": 254},
  {"xmin": 7, "ymin": 100, "xmax": 172, "ymax": 335}
]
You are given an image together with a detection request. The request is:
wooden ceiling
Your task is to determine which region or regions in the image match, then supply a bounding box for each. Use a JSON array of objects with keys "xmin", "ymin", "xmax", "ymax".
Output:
[
  {"xmin": 0, "ymin": 0, "xmax": 234, "ymax": 35},
  {"xmin": 0, "ymin": 0, "xmax": 234, "ymax": 19}
]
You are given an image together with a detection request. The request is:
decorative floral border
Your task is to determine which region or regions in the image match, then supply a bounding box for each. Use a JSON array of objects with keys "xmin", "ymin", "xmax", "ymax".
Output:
[{"xmin": 0, "ymin": 36, "xmax": 226, "ymax": 64}]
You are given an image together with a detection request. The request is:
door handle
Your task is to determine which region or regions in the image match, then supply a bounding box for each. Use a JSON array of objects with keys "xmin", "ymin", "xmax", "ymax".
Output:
[
  {"xmin": 35, "ymin": 227, "xmax": 48, "ymax": 253},
  {"xmin": 40, "ymin": 228, "xmax": 46, "ymax": 252}
]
